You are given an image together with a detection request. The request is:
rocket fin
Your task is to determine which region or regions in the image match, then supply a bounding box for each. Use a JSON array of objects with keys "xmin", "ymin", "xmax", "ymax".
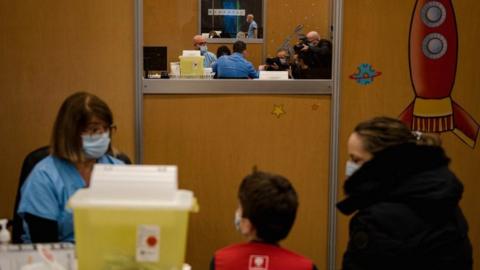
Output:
[
  {"xmin": 399, "ymin": 102, "xmax": 415, "ymax": 129},
  {"xmin": 451, "ymin": 102, "xmax": 479, "ymax": 148}
]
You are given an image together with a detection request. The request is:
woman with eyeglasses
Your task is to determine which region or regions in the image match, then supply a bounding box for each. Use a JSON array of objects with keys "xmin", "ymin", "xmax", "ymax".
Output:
[
  {"xmin": 337, "ymin": 116, "xmax": 472, "ymax": 270},
  {"xmin": 17, "ymin": 92, "xmax": 125, "ymax": 243}
]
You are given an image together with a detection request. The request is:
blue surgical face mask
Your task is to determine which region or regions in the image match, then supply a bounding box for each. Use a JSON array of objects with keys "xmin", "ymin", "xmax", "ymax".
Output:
[
  {"xmin": 345, "ymin": 160, "xmax": 361, "ymax": 177},
  {"xmin": 234, "ymin": 209, "xmax": 241, "ymax": 231},
  {"xmin": 82, "ymin": 131, "xmax": 110, "ymax": 160},
  {"xmin": 199, "ymin": 45, "xmax": 208, "ymax": 54}
]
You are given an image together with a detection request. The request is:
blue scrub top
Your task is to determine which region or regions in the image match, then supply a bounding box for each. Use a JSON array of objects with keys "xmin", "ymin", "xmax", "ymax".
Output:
[
  {"xmin": 18, "ymin": 154, "xmax": 124, "ymax": 243},
  {"xmin": 212, "ymin": 53, "xmax": 258, "ymax": 79},
  {"xmin": 202, "ymin": 51, "xmax": 217, "ymax": 68},
  {"xmin": 248, "ymin": 20, "xmax": 258, "ymax": 38}
]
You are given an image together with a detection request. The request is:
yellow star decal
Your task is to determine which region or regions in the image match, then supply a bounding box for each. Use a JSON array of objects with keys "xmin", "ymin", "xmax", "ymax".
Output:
[{"xmin": 272, "ymin": 104, "xmax": 286, "ymax": 118}]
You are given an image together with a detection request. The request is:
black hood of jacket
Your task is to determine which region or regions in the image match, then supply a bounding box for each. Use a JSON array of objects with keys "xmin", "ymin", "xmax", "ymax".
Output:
[{"xmin": 337, "ymin": 143, "xmax": 464, "ymax": 215}]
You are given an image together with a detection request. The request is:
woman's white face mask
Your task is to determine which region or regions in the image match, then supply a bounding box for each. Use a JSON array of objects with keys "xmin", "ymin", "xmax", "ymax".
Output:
[
  {"xmin": 346, "ymin": 132, "xmax": 373, "ymax": 177},
  {"xmin": 345, "ymin": 160, "xmax": 361, "ymax": 177}
]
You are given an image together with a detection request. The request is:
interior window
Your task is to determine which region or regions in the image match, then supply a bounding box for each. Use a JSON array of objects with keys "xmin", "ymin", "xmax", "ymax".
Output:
[{"xmin": 143, "ymin": 0, "xmax": 332, "ymax": 81}]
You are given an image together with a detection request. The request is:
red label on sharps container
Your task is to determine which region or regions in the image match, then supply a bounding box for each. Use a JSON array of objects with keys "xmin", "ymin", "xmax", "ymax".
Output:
[{"xmin": 136, "ymin": 225, "xmax": 160, "ymax": 262}]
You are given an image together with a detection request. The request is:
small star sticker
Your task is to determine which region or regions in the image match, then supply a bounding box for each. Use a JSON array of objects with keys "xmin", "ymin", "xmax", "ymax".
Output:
[{"xmin": 272, "ymin": 104, "xmax": 286, "ymax": 118}]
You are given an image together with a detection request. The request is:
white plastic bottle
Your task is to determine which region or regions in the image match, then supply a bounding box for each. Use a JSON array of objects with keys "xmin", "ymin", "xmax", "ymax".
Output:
[{"xmin": 0, "ymin": 218, "xmax": 11, "ymax": 252}]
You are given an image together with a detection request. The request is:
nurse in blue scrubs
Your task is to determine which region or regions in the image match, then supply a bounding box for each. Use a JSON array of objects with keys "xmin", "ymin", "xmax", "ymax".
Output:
[{"xmin": 17, "ymin": 92, "xmax": 124, "ymax": 243}]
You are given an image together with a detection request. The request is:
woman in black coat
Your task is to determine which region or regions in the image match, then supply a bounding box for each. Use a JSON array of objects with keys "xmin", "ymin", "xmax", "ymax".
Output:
[{"xmin": 337, "ymin": 117, "xmax": 472, "ymax": 270}]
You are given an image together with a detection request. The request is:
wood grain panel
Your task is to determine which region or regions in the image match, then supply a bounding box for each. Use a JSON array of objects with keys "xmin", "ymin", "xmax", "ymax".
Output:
[
  {"xmin": 144, "ymin": 95, "xmax": 331, "ymax": 269},
  {"xmin": 449, "ymin": 2, "xmax": 480, "ymax": 269},
  {"xmin": 265, "ymin": 0, "xmax": 331, "ymax": 58},
  {"xmin": 0, "ymin": 0, "xmax": 135, "ymax": 219},
  {"xmin": 144, "ymin": 0, "xmax": 198, "ymax": 67},
  {"xmin": 339, "ymin": 0, "xmax": 480, "ymax": 269}
]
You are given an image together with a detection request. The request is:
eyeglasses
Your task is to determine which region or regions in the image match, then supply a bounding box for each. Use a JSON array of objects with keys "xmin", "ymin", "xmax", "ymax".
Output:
[{"xmin": 82, "ymin": 123, "xmax": 116, "ymax": 136}]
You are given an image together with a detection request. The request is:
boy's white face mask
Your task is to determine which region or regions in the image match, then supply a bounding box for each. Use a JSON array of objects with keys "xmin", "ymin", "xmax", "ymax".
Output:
[{"xmin": 234, "ymin": 209, "xmax": 241, "ymax": 231}]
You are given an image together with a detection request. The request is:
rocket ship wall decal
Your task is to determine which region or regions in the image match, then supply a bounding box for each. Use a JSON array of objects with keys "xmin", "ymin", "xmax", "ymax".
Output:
[{"xmin": 400, "ymin": 0, "xmax": 479, "ymax": 147}]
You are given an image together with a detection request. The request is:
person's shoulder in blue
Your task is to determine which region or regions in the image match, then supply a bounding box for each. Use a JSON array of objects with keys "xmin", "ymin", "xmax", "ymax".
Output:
[
  {"xmin": 210, "ymin": 169, "xmax": 317, "ymax": 270},
  {"xmin": 17, "ymin": 91, "xmax": 127, "ymax": 243},
  {"xmin": 203, "ymin": 51, "xmax": 217, "ymax": 68},
  {"xmin": 214, "ymin": 40, "xmax": 258, "ymax": 79},
  {"xmin": 18, "ymin": 154, "xmax": 123, "ymax": 243}
]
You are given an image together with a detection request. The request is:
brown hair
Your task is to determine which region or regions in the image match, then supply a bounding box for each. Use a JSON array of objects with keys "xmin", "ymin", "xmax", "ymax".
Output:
[
  {"xmin": 238, "ymin": 169, "xmax": 298, "ymax": 243},
  {"xmin": 354, "ymin": 116, "xmax": 441, "ymax": 155},
  {"xmin": 233, "ymin": 40, "xmax": 247, "ymax": 53},
  {"xmin": 50, "ymin": 92, "xmax": 113, "ymax": 162}
]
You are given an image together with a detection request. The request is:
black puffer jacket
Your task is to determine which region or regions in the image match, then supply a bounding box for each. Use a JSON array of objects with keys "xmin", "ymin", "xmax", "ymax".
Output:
[{"xmin": 337, "ymin": 143, "xmax": 472, "ymax": 270}]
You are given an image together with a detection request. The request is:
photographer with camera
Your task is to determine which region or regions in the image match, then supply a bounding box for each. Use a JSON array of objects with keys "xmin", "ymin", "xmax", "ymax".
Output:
[
  {"xmin": 292, "ymin": 31, "xmax": 332, "ymax": 79},
  {"xmin": 262, "ymin": 49, "xmax": 290, "ymax": 72}
]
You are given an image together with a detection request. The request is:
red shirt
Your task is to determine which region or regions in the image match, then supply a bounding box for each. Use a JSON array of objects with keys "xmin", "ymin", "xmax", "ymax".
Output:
[{"xmin": 213, "ymin": 242, "xmax": 316, "ymax": 270}]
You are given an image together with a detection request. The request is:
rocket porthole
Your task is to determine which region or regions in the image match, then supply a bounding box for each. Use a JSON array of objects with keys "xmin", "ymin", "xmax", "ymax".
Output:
[
  {"xmin": 421, "ymin": 1, "xmax": 446, "ymax": 28},
  {"xmin": 428, "ymin": 39, "xmax": 443, "ymax": 54},
  {"xmin": 427, "ymin": 7, "xmax": 442, "ymax": 22},
  {"xmin": 422, "ymin": 33, "xmax": 448, "ymax": 59}
]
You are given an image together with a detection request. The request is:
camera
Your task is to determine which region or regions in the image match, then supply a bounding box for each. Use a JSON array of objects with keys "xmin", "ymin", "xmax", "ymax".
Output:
[
  {"xmin": 293, "ymin": 36, "xmax": 309, "ymax": 53},
  {"xmin": 266, "ymin": 57, "xmax": 279, "ymax": 65}
]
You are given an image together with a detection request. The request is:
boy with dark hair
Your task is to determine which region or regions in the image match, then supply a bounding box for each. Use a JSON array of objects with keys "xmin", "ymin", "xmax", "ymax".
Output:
[{"xmin": 211, "ymin": 169, "xmax": 317, "ymax": 270}]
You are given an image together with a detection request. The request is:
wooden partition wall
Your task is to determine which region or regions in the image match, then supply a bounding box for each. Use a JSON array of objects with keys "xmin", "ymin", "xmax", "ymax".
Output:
[
  {"xmin": 143, "ymin": 0, "xmax": 331, "ymax": 68},
  {"xmin": 339, "ymin": 0, "xmax": 480, "ymax": 269},
  {"xmin": 142, "ymin": 2, "xmax": 335, "ymax": 268},
  {"xmin": 0, "ymin": 1, "xmax": 136, "ymax": 219},
  {"xmin": 143, "ymin": 95, "xmax": 331, "ymax": 269},
  {"xmin": 265, "ymin": 0, "xmax": 331, "ymax": 58}
]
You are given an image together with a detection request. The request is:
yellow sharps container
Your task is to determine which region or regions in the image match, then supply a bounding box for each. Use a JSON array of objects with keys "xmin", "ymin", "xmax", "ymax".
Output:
[
  {"xmin": 69, "ymin": 165, "xmax": 198, "ymax": 270},
  {"xmin": 179, "ymin": 55, "xmax": 204, "ymax": 77}
]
